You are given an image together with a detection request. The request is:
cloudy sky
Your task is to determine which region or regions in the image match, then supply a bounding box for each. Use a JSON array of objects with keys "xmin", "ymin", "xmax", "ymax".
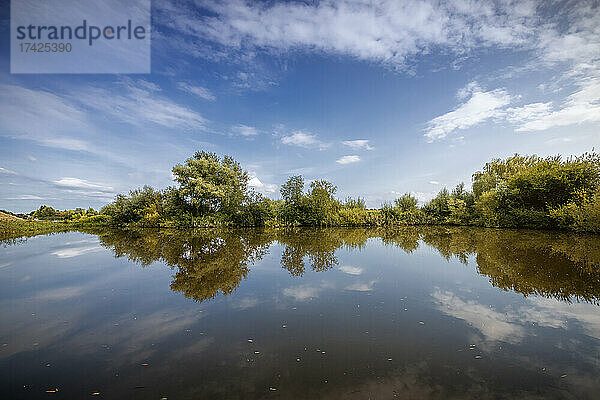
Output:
[{"xmin": 1, "ymin": 0, "xmax": 599, "ymax": 212}]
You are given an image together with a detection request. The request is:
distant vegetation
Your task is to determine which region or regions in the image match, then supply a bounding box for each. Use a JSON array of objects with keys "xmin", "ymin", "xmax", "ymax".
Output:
[
  {"xmin": 2, "ymin": 150, "xmax": 599, "ymax": 237},
  {"xmin": 99, "ymin": 150, "xmax": 600, "ymax": 232}
]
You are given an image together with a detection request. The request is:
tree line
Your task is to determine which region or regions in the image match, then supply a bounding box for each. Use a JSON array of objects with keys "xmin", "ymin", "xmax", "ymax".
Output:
[{"xmin": 22, "ymin": 150, "xmax": 600, "ymax": 233}]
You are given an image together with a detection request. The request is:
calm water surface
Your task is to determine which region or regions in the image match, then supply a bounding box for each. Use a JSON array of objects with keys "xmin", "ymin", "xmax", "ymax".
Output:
[{"xmin": 1, "ymin": 227, "xmax": 599, "ymax": 399}]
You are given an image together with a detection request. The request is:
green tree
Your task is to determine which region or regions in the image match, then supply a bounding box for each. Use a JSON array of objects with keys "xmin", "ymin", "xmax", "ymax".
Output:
[
  {"xmin": 422, "ymin": 188, "xmax": 452, "ymax": 222},
  {"xmin": 472, "ymin": 152, "xmax": 600, "ymax": 228},
  {"xmin": 280, "ymin": 175, "xmax": 305, "ymax": 224},
  {"xmin": 305, "ymin": 180, "xmax": 338, "ymax": 225},
  {"xmin": 101, "ymin": 186, "xmax": 163, "ymax": 225},
  {"xmin": 33, "ymin": 205, "xmax": 57, "ymax": 220},
  {"xmin": 394, "ymin": 193, "xmax": 418, "ymax": 212},
  {"xmin": 172, "ymin": 151, "xmax": 249, "ymax": 218}
]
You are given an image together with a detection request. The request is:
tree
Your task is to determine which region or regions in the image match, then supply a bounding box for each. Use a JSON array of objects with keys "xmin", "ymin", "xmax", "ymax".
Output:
[
  {"xmin": 472, "ymin": 153, "xmax": 600, "ymax": 228},
  {"xmin": 101, "ymin": 186, "xmax": 163, "ymax": 224},
  {"xmin": 394, "ymin": 193, "xmax": 418, "ymax": 212},
  {"xmin": 344, "ymin": 197, "xmax": 366, "ymax": 209},
  {"xmin": 33, "ymin": 205, "xmax": 57, "ymax": 220},
  {"xmin": 306, "ymin": 180, "xmax": 338, "ymax": 225},
  {"xmin": 280, "ymin": 175, "xmax": 305, "ymax": 224},
  {"xmin": 280, "ymin": 175, "xmax": 304, "ymax": 204},
  {"xmin": 172, "ymin": 151, "xmax": 249, "ymax": 218},
  {"xmin": 422, "ymin": 188, "xmax": 452, "ymax": 222}
]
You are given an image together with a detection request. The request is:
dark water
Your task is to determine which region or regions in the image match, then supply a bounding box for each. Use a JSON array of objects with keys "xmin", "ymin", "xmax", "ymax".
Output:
[{"xmin": 1, "ymin": 227, "xmax": 599, "ymax": 399}]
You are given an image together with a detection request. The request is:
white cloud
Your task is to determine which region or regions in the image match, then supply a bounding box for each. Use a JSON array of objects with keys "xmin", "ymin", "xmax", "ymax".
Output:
[
  {"xmin": 428, "ymin": 180, "xmax": 440, "ymax": 185},
  {"xmin": 232, "ymin": 124, "xmax": 258, "ymax": 137},
  {"xmin": 345, "ymin": 280, "xmax": 376, "ymax": 291},
  {"xmin": 409, "ymin": 191, "xmax": 437, "ymax": 204},
  {"xmin": 233, "ymin": 297, "xmax": 260, "ymax": 310},
  {"xmin": 510, "ymin": 77, "xmax": 600, "ymax": 132},
  {"xmin": 342, "ymin": 140, "xmax": 374, "ymax": 151},
  {"xmin": 427, "ymin": 75, "xmax": 600, "ymax": 139},
  {"xmin": 157, "ymin": 0, "xmax": 541, "ymax": 68},
  {"xmin": 76, "ymin": 79, "xmax": 207, "ymax": 130},
  {"xmin": 281, "ymin": 131, "xmax": 328, "ymax": 149},
  {"xmin": 282, "ymin": 285, "xmax": 321, "ymax": 301},
  {"xmin": 456, "ymin": 82, "xmax": 481, "ymax": 100},
  {"xmin": 424, "ymin": 86, "xmax": 513, "ymax": 141},
  {"xmin": 433, "ymin": 289, "xmax": 524, "ymax": 343},
  {"xmin": 336, "ymin": 155, "xmax": 361, "ymax": 165},
  {"xmin": 248, "ymin": 174, "xmax": 277, "ymax": 194},
  {"xmin": 35, "ymin": 286, "xmax": 85, "ymax": 301},
  {"xmin": 339, "ymin": 265, "xmax": 363, "ymax": 275},
  {"xmin": 177, "ymin": 82, "xmax": 216, "ymax": 101},
  {"xmin": 52, "ymin": 245, "xmax": 103, "ymax": 258},
  {"xmin": 523, "ymin": 297, "xmax": 600, "ymax": 340},
  {"xmin": 6, "ymin": 195, "xmax": 45, "ymax": 200},
  {"xmin": 504, "ymin": 102, "xmax": 553, "ymax": 124},
  {"xmin": 54, "ymin": 177, "xmax": 114, "ymax": 193},
  {"xmin": 0, "ymin": 84, "xmax": 94, "ymax": 152},
  {"xmin": 0, "ymin": 167, "xmax": 17, "ymax": 175},
  {"xmin": 434, "ymin": 289, "xmax": 600, "ymax": 344}
]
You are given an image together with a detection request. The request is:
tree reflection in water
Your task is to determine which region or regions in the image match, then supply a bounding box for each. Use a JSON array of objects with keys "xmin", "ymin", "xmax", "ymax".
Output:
[{"xmin": 91, "ymin": 227, "xmax": 600, "ymax": 305}]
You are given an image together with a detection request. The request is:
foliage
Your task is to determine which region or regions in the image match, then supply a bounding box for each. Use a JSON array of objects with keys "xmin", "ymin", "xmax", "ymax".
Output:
[
  {"xmin": 101, "ymin": 186, "xmax": 163, "ymax": 225},
  {"xmin": 31, "ymin": 205, "xmax": 99, "ymax": 221},
  {"xmin": 471, "ymin": 152, "xmax": 600, "ymax": 228},
  {"xmin": 172, "ymin": 151, "xmax": 248, "ymax": 217},
  {"xmin": 6, "ymin": 150, "xmax": 599, "ymax": 232},
  {"xmin": 80, "ymin": 226, "xmax": 600, "ymax": 305},
  {"xmin": 550, "ymin": 188, "xmax": 600, "ymax": 233}
]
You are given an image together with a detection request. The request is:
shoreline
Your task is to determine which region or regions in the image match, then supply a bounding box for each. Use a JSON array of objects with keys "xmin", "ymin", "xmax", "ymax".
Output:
[{"xmin": 2, "ymin": 218, "xmax": 598, "ymax": 243}]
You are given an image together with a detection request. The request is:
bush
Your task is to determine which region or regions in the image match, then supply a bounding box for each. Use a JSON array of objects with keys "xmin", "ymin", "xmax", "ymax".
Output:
[{"xmin": 550, "ymin": 189, "xmax": 600, "ymax": 232}]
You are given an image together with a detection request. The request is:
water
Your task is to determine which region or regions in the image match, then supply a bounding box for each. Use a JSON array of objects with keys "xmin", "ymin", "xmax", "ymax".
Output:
[{"xmin": 1, "ymin": 227, "xmax": 599, "ymax": 399}]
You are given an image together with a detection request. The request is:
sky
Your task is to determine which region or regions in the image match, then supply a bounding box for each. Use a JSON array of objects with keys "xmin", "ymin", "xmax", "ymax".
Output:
[{"xmin": 0, "ymin": 0, "xmax": 599, "ymax": 212}]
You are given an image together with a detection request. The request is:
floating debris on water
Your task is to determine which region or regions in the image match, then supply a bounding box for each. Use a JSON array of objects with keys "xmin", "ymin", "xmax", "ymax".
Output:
[
  {"xmin": 561, "ymin": 374, "xmax": 567, "ymax": 378},
  {"xmin": 418, "ymin": 321, "xmax": 425, "ymax": 325},
  {"xmin": 269, "ymin": 387, "xmax": 277, "ymax": 391},
  {"xmin": 91, "ymin": 392, "xmax": 100, "ymax": 396},
  {"xmin": 254, "ymin": 351, "xmax": 260, "ymax": 354},
  {"xmin": 248, "ymin": 339, "xmax": 253, "ymax": 343},
  {"xmin": 282, "ymin": 324, "xmax": 287, "ymax": 328},
  {"xmin": 387, "ymin": 358, "xmax": 393, "ymax": 361},
  {"xmin": 141, "ymin": 363, "xmax": 149, "ymax": 366},
  {"xmin": 474, "ymin": 355, "xmax": 482, "ymax": 359},
  {"xmin": 45, "ymin": 388, "xmax": 59, "ymax": 393}
]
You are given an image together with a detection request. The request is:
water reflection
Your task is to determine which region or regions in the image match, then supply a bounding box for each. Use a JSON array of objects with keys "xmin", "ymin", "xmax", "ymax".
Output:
[
  {"xmin": 2, "ymin": 227, "xmax": 600, "ymax": 399},
  {"xmin": 92, "ymin": 226, "xmax": 600, "ymax": 304},
  {"xmin": 94, "ymin": 228, "xmax": 272, "ymax": 302}
]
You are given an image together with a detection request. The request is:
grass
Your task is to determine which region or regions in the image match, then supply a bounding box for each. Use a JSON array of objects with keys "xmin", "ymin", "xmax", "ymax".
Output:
[
  {"xmin": 0, "ymin": 220, "xmax": 76, "ymax": 242},
  {"xmin": 0, "ymin": 211, "xmax": 24, "ymax": 222}
]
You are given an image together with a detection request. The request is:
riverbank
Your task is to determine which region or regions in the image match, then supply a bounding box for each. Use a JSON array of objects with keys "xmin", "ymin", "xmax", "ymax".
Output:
[
  {"xmin": 0, "ymin": 219, "xmax": 107, "ymax": 242},
  {"xmin": 2, "ymin": 215, "xmax": 599, "ymax": 244}
]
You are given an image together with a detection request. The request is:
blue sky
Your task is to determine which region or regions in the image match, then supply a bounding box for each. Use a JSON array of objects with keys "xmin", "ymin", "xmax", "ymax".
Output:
[{"xmin": 1, "ymin": 0, "xmax": 599, "ymax": 212}]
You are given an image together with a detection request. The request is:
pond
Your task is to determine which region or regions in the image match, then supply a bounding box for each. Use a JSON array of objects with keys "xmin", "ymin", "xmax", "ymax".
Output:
[{"xmin": 1, "ymin": 227, "xmax": 599, "ymax": 399}]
